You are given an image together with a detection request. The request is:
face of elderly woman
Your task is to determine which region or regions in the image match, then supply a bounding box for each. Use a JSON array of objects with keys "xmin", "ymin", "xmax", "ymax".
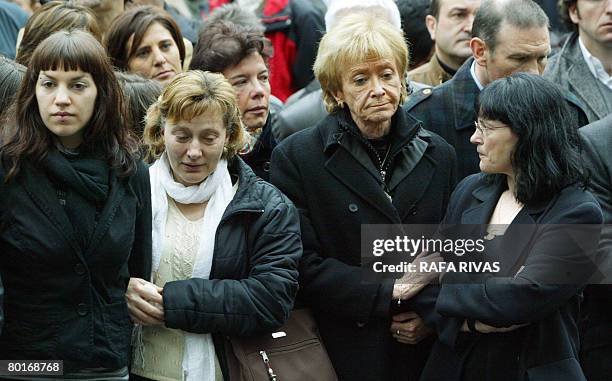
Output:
[
  {"xmin": 36, "ymin": 69, "xmax": 98, "ymax": 149},
  {"xmin": 470, "ymin": 118, "xmax": 518, "ymax": 176},
  {"xmin": 164, "ymin": 112, "xmax": 229, "ymax": 186},
  {"xmin": 223, "ymin": 52, "xmax": 271, "ymax": 132},
  {"xmin": 334, "ymin": 58, "xmax": 402, "ymax": 138},
  {"xmin": 128, "ymin": 22, "xmax": 182, "ymax": 86}
]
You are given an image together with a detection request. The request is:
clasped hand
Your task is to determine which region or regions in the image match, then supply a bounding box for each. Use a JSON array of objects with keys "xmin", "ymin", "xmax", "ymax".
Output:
[
  {"xmin": 392, "ymin": 251, "xmax": 443, "ymax": 301},
  {"xmin": 126, "ymin": 277, "xmax": 165, "ymax": 326}
]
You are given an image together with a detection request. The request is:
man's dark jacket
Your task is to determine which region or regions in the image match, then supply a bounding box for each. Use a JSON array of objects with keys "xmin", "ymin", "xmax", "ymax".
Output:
[
  {"xmin": 579, "ymin": 115, "xmax": 612, "ymax": 381},
  {"xmin": 241, "ymin": 116, "xmax": 277, "ymax": 182},
  {"xmin": 162, "ymin": 157, "xmax": 302, "ymax": 380},
  {"xmin": 0, "ymin": 159, "xmax": 151, "ymax": 371},
  {"xmin": 405, "ymin": 57, "xmax": 590, "ymax": 180},
  {"xmin": 270, "ymin": 109, "xmax": 457, "ymax": 380},
  {"xmin": 409, "ymin": 174, "xmax": 603, "ymax": 381}
]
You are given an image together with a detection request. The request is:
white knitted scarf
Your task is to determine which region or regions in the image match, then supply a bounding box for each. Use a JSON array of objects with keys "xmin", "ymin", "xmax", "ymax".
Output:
[{"xmin": 149, "ymin": 153, "xmax": 234, "ymax": 381}]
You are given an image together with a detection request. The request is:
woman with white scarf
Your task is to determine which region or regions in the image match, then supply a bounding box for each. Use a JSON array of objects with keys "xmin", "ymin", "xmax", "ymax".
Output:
[{"xmin": 126, "ymin": 70, "xmax": 302, "ymax": 381}]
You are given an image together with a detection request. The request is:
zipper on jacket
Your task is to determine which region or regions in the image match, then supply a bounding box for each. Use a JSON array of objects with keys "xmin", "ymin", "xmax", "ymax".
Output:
[{"xmin": 259, "ymin": 350, "xmax": 278, "ymax": 381}]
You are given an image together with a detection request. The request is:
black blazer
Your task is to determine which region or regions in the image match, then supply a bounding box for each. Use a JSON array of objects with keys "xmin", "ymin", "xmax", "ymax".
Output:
[
  {"xmin": 270, "ymin": 109, "xmax": 456, "ymax": 380},
  {"xmin": 0, "ymin": 160, "xmax": 151, "ymax": 372},
  {"xmin": 410, "ymin": 174, "xmax": 603, "ymax": 381}
]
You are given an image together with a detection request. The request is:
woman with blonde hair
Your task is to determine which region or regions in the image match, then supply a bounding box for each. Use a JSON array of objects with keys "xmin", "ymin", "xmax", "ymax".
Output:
[
  {"xmin": 270, "ymin": 12, "xmax": 456, "ymax": 381},
  {"xmin": 127, "ymin": 70, "xmax": 301, "ymax": 381}
]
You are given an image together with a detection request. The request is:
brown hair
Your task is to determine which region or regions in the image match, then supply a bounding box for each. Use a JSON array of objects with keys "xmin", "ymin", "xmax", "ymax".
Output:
[
  {"xmin": 143, "ymin": 70, "xmax": 246, "ymax": 163},
  {"xmin": 1, "ymin": 30, "xmax": 138, "ymax": 182},
  {"xmin": 105, "ymin": 5, "xmax": 186, "ymax": 71},
  {"xmin": 16, "ymin": 1, "xmax": 102, "ymax": 66},
  {"xmin": 0, "ymin": 57, "xmax": 26, "ymax": 125},
  {"xmin": 115, "ymin": 72, "xmax": 163, "ymax": 138},
  {"xmin": 190, "ymin": 20, "xmax": 272, "ymax": 73},
  {"xmin": 558, "ymin": 0, "xmax": 578, "ymax": 33}
]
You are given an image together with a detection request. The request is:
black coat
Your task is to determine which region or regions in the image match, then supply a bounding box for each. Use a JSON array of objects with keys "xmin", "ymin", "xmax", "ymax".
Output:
[
  {"xmin": 579, "ymin": 115, "xmax": 612, "ymax": 381},
  {"xmin": 0, "ymin": 160, "xmax": 151, "ymax": 372},
  {"xmin": 405, "ymin": 57, "xmax": 590, "ymax": 181},
  {"xmin": 241, "ymin": 116, "xmax": 277, "ymax": 182},
  {"xmin": 409, "ymin": 174, "xmax": 603, "ymax": 381},
  {"xmin": 0, "ymin": 272, "xmax": 3, "ymax": 335},
  {"xmin": 270, "ymin": 109, "xmax": 457, "ymax": 381},
  {"xmin": 161, "ymin": 157, "xmax": 301, "ymax": 379}
]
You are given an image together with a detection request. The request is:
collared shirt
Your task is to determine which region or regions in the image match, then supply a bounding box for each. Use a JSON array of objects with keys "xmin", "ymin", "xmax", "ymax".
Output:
[
  {"xmin": 470, "ymin": 60, "xmax": 485, "ymax": 91},
  {"xmin": 578, "ymin": 37, "xmax": 612, "ymax": 90}
]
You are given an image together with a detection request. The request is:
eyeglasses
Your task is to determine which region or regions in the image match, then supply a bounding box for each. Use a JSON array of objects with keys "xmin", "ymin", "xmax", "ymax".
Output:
[{"xmin": 474, "ymin": 120, "xmax": 507, "ymax": 136}]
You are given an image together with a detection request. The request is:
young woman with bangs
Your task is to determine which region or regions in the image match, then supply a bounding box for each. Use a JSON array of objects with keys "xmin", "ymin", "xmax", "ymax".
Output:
[{"xmin": 0, "ymin": 30, "xmax": 151, "ymax": 380}]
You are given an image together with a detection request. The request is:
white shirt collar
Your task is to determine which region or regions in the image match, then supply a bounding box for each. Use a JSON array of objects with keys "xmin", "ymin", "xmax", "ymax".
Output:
[
  {"xmin": 470, "ymin": 60, "xmax": 485, "ymax": 91},
  {"xmin": 578, "ymin": 37, "xmax": 612, "ymax": 90}
]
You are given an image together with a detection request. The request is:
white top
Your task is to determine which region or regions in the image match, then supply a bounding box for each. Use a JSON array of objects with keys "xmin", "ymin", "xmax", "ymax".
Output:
[
  {"xmin": 578, "ymin": 37, "xmax": 612, "ymax": 90},
  {"xmin": 470, "ymin": 60, "xmax": 485, "ymax": 91}
]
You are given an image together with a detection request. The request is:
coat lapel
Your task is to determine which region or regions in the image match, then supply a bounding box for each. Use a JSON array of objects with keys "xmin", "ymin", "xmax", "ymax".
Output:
[
  {"xmin": 460, "ymin": 180, "xmax": 503, "ymax": 224},
  {"xmin": 84, "ymin": 170, "xmax": 126, "ymax": 258},
  {"xmin": 566, "ymin": 42, "xmax": 606, "ymax": 121},
  {"xmin": 450, "ymin": 58, "xmax": 480, "ymax": 132},
  {"xmin": 21, "ymin": 164, "xmax": 83, "ymax": 257},
  {"xmin": 461, "ymin": 179, "xmax": 551, "ymax": 276},
  {"xmin": 325, "ymin": 145, "xmax": 399, "ymax": 221}
]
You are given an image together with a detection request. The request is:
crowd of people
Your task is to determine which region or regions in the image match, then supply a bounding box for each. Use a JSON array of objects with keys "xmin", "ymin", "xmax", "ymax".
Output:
[{"xmin": 0, "ymin": 0, "xmax": 610, "ymax": 380}]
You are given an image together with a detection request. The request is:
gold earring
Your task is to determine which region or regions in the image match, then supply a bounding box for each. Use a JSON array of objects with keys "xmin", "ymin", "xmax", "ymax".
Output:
[
  {"xmin": 222, "ymin": 146, "xmax": 229, "ymax": 156},
  {"xmin": 337, "ymin": 99, "xmax": 344, "ymax": 108}
]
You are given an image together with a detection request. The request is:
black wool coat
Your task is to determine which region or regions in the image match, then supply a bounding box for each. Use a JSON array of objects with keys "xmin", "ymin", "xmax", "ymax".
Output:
[
  {"xmin": 270, "ymin": 109, "xmax": 457, "ymax": 381},
  {"xmin": 0, "ymin": 159, "xmax": 151, "ymax": 372},
  {"xmin": 409, "ymin": 174, "xmax": 603, "ymax": 381}
]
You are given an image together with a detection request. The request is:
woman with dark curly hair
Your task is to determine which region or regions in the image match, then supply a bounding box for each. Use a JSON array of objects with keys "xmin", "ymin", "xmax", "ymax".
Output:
[
  {"xmin": 0, "ymin": 30, "xmax": 151, "ymax": 380},
  {"xmin": 190, "ymin": 21, "xmax": 278, "ymax": 181}
]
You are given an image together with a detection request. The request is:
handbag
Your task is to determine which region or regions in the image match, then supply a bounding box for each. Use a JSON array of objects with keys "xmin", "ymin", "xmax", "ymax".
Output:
[{"xmin": 225, "ymin": 308, "xmax": 338, "ymax": 381}]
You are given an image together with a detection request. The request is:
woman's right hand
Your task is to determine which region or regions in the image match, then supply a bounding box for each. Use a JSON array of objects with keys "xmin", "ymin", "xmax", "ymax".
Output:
[
  {"xmin": 392, "ymin": 251, "xmax": 443, "ymax": 301},
  {"xmin": 126, "ymin": 278, "xmax": 165, "ymax": 326}
]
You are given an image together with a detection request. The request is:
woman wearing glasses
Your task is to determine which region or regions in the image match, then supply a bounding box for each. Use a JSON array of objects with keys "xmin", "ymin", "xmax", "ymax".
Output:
[{"xmin": 410, "ymin": 73, "xmax": 603, "ymax": 381}]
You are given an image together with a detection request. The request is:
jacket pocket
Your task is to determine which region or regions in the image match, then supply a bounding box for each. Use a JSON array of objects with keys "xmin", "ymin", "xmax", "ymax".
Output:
[
  {"xmin": 526, "ymin": 358, "xmax": 586, "ymax": 381},
  {"xmin": 0, "ymin": 303, "xmax": 60, "ymax": 357},
  {"xmin": 102, "ymin": 301, "xmax": 133, "ymax": 358}
]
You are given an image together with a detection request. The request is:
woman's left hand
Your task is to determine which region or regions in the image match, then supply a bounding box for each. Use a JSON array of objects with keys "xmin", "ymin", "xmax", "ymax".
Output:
[
  {"xmin": 126, "ymin": 278, "xmax": 165, "ymax": 326},
  {"xmin": 390, "ymin": 311, "xmax": 434, "ymax": 345}
]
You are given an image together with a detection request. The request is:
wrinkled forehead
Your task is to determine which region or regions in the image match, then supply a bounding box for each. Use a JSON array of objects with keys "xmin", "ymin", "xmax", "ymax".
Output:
[
  {"xmin": 494, "ymin": 22, "xmax": 551, "ymax": 55},
  {"xmin": 439, "ymin": 0, "xmax": 482, "ymax": 14},
  {"xmin": 338, "ymin": 48, "xmax": 400, "ymax": 77},
  {"xmin": 344, "ymin": 57, "xmax": 398, "ymax": 75}
]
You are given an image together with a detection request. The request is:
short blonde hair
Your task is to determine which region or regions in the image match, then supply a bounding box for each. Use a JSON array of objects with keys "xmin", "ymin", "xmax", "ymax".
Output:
[
  {"xmin": 314, "ymin": 13, "xmax": 409, "ymax": 113},
  {"xmin": 143, "ymin": 70, "xmax": 246, "ymax": 162}
]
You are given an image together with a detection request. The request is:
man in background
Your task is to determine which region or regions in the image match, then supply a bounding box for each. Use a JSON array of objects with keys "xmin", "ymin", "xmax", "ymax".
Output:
[
  {"xmin": 544, "ymin": 0, "xmax": 612, "ymax": 122},
  {"xmin": 408, "ymin": 0, "xmax": 481, "ymax": 85}
]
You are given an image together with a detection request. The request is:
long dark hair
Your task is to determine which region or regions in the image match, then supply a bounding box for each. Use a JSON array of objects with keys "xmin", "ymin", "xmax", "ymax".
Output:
[
  {"xmin": 1, "ymin": 30, "xmax": 139, "ymax": 182},
  {"xmin": 477, "ymin": 73, "xmax": 586, "ymax": 204}
]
